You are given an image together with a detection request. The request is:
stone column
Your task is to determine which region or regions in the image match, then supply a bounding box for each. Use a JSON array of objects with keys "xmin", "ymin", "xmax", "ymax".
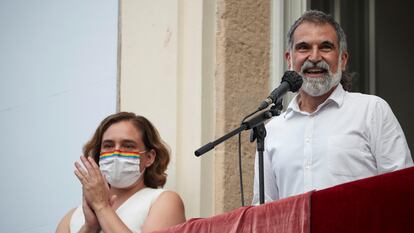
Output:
[{"xmin": 215, "ymin": 0, "xmax": 271, "ymax": 213}]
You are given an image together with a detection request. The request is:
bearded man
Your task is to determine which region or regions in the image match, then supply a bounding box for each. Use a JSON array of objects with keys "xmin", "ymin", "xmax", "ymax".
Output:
[{"xmin": 252, "ymin": 10, "xmax": 413, "ymax": 204}]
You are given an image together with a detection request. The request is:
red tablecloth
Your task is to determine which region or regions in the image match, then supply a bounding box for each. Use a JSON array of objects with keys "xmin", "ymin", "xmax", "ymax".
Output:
[
  {"xmin": 311, "ymin": 166, "xmax": 414, "ymax": 233},
  {"xmin": 154, "ymin": 191, "xmax": 312, "ymax": 233},
  {"xmin": 154, "ymin": 167, "xmax": 414, "ymax": 233}
]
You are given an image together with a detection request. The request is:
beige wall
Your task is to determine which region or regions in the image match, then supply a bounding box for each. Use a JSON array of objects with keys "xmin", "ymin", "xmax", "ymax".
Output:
[
  {"xmin": 118, "ymin": 0, "xmax": 306, "ymax": 218},
  {"xmin": 214, "ymin": 0, "xmax": 271, "ymax": 212},
  {"xmin": 119, "ymin": 0, "xmax": 215, "ymax": 218},
  {"xmin": 119, "ymin": 0, "xmax": 179, "ymax": 189}
]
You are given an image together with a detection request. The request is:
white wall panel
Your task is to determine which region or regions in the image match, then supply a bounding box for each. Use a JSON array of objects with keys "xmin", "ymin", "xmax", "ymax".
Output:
[{"xmin": 0, "ymin": 1, "xmax": 118, "ymax": 232}]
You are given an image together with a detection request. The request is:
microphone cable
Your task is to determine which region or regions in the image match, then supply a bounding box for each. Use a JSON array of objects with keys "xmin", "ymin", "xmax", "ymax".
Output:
[
  {"xmin": 238, "ymin": 132, "xmax": 244, "ymax": 206},
  {"xmin": 238, "ymin": 109, "xmax": 261, "ymax": 206}
]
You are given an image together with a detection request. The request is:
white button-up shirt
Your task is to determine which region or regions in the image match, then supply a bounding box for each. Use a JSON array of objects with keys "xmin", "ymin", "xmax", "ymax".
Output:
[{"xmin": 253, "ymin": 84, "xmax": 413, "ymax": 204}]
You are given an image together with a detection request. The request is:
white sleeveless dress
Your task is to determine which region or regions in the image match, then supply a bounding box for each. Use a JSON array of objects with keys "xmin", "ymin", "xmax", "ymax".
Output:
[{"xmin": 70, "ymin": 188, "xmax": 165, "ymax": 233}]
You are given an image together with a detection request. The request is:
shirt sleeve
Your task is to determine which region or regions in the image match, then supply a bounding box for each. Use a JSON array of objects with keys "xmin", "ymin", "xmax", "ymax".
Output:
[
  {"xmin": 369, "ymin": 97, "xmax": 413, "ymax": 174},
  {"xmin": 252, "ymin": 149, "xmax": 279, "ymax": 205}
]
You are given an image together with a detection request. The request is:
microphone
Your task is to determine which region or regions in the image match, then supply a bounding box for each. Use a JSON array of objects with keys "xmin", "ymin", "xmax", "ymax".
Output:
[{"xmin": 258, "ymin": 71, "xmax": 303, "ymax": 110}]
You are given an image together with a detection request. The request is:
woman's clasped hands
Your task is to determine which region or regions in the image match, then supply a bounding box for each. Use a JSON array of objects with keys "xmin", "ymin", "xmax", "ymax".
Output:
[{"xmin": 74, "ymin": 156, "xmax": 117, "ymax": 231}]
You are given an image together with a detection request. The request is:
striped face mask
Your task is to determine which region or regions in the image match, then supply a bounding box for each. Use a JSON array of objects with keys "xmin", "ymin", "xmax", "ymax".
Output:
[{"xmin": 99, "ymin": 150, "xmax": 145, "ymax": 188}]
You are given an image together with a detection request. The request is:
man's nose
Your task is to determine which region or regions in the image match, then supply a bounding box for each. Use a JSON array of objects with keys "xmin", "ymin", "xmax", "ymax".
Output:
[{"xmin": 308, "ymin": 47, "xmax": 322, "ymax": 63}]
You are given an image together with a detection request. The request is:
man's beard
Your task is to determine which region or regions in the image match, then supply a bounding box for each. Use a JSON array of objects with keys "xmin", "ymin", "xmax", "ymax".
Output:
[{"xmin": 295, "ymin": 59, "xmax": 342, "ymax": 97}]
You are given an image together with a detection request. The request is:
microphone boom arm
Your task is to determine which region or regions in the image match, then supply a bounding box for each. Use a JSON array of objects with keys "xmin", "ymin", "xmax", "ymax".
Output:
[{"xmin": 194, "ymin": 104, "xmax": 282, "ymax": 156}]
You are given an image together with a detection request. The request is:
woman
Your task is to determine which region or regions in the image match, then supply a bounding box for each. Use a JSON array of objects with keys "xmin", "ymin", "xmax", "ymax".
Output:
[{"xmin": 56, "ymin": 112, "xmax": 185, "ymax": 233}]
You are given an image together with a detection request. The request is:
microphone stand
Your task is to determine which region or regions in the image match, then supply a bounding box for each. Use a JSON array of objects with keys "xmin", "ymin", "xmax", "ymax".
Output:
[{"xmin": 195, "ymin": 101, "xmax": 283, "ymax": 205}]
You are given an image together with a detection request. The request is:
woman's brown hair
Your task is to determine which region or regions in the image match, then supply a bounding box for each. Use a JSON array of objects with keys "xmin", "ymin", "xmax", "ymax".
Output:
[{"xmin": 83, "ymin": 112, "xmax": 170, "ymax": 188}]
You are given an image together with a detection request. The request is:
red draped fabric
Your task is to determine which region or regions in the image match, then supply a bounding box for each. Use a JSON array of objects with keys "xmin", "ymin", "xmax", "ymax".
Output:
[
  {"xmin": 311, "ymin": 166, "xmax": 414, "ymax": 233},
  {"xmin": 154, "ymin": 191, "xmax": 312, "ymax": 233},
  {"xmin": 154, "ymin": 167, "xmax": 414, "ymax": 233}
]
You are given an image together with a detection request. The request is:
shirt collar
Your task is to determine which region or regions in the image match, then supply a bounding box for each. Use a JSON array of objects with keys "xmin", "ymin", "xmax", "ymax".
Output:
[{"xmin": 284, "ymin": 83, "xmax": 346, "ymax": 119}]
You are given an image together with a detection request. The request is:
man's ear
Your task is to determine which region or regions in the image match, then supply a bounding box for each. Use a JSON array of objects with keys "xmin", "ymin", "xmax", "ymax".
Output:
[
  {"xmin": 340, "ymin": 51, "xmax": 349, "ymax": 71},
  {"xmin": 285, "ymin": 51, "xmax": 292, "ymax": 70},
  {"xmin": 144, "ymin": 149, "xmax": 156, "ymax": 167}
]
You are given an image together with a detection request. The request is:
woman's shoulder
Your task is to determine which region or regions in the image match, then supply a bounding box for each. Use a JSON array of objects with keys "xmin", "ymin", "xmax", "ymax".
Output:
[
  {"xmin": 142, "ymin": 190, "xmax": 186, "ymax": 232},
  {"xmin": 155, "ymin": 190, "xmax": 183, "ymax": 205},
  {"xmin": 151, "ymin": 190, "xmax": 185, "ymax": 221},
  {"xmin": 141, "ymin": 188, "xmax": 183, "ymax": 206}
]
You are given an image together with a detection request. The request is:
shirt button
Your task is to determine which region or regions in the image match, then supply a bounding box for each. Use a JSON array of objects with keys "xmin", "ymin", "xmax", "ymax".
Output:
[{"xmin": 305, "ymin": 138, "xmax": 310, "ymax": 143}]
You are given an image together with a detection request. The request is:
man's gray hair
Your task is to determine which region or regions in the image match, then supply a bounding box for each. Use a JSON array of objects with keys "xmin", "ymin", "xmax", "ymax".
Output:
[{"xmin": 287, "ymin": 10, "xmax": 347, "ymax": 53}]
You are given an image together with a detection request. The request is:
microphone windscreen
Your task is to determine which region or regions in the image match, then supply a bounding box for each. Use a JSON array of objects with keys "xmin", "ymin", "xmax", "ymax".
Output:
[{"xmin": 282, "ymin": 71, "xmax": 303, "ymax": 92}]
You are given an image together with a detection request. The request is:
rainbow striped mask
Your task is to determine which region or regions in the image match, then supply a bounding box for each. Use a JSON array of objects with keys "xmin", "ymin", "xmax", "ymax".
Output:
[
  {"xmin": 99, "ymin": 150, "xmax": 145, "ymax": 188},
  {"xmin": 99, "ymin": 150, "xmax": 144, "ymax": 161}
]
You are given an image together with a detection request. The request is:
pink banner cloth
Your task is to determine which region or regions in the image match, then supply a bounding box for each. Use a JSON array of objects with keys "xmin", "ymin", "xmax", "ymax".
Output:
[{"xmin": 154, "ymin": 191, "xmax": 312, "ymax": 233}]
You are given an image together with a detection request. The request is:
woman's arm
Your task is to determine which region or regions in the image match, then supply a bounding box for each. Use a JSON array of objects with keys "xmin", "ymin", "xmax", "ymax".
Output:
[
  {"xmin": 141, "ymin": 191, "xmax": 186, "ymax": 233},
  {"xmin": 55, "ymin": 208, "xmax": 76, "ymax": 233}
]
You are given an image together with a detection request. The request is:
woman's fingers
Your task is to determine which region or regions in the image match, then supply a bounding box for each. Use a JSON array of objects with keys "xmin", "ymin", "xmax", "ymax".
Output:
[
  {"xmin": 75, "ymin": 156, "xmax": 108, "ymax": 192},
  {"xmin": 88, "ymin": 156, "xmax": 103, "ymax": 179},
  {"xmin": 74, "ymin": 161, "xmax": 88, "ymax": 183},
  {"xmin": 80, "ymin": 156, "xmax": 98, "ymax": 178},
  {"xmin": 75, "ymin": 156, "xmax": 100, "ymax": 184}
]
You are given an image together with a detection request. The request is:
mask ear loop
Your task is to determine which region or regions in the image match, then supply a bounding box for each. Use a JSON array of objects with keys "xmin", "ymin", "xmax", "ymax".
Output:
[{"xmin": 137, "ymin": 150, "xmax": 147, "ymax": 174}]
